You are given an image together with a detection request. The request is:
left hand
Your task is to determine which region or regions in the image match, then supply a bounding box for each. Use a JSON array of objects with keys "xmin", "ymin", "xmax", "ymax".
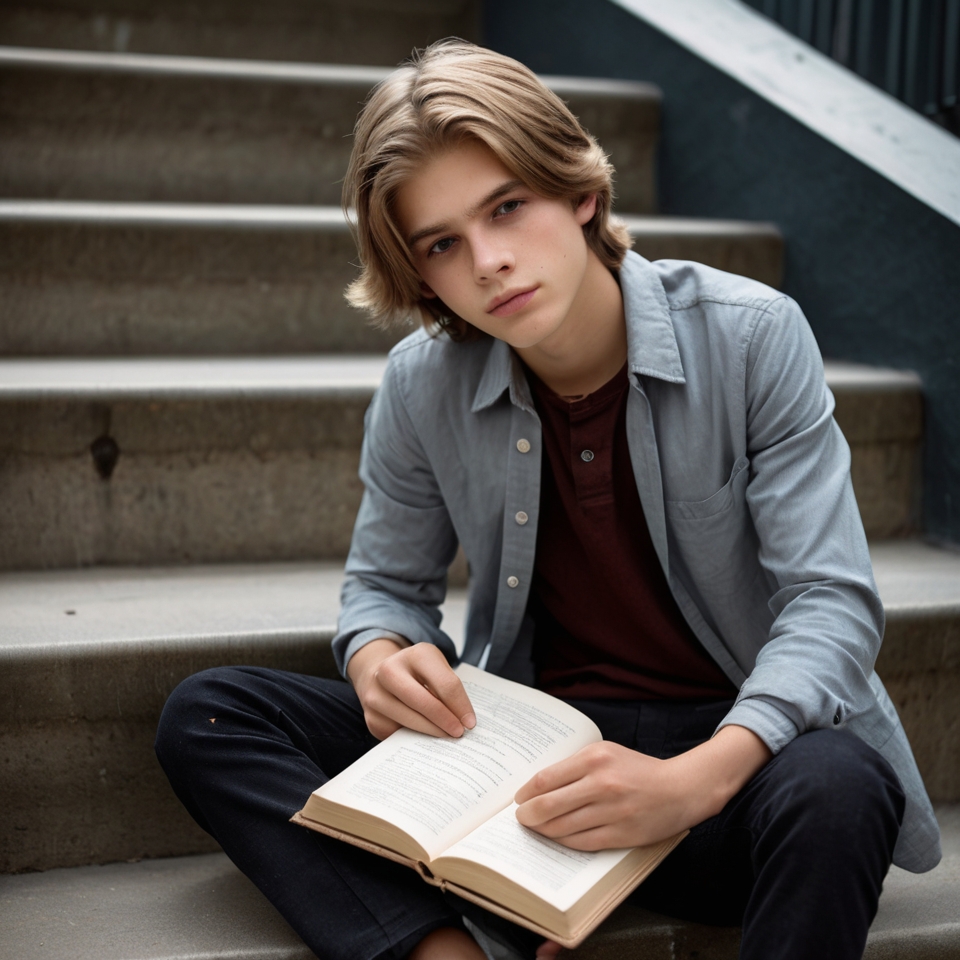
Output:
[
  {"xmin": 514, "ymin": 741, "xmax": 692, "ymax": 850},
  {"xmin": 514, "ymin": 725, "xmax": 772, "ymax": 851}
]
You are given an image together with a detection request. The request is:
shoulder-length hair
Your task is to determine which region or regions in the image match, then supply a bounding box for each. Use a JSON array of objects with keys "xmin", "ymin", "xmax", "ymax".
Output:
[{"xmin": 343, "ymin": 39, "xmax": 631, "ymax": 341}]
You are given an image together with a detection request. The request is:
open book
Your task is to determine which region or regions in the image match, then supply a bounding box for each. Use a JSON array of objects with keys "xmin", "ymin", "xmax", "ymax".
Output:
[{"xmin": 292, "ymin": 664, "xmax": 686, "ymax": 948}]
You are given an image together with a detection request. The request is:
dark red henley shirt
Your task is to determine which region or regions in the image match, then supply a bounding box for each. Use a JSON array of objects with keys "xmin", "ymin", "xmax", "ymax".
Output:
[{"xmin": 527, "ymin": 363, "xmax": 736, "ymax": 701}]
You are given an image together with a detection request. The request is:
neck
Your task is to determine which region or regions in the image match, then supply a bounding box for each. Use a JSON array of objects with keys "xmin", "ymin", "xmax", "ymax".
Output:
[{"xmin": 515, "ymin": 253, "xmax": 626, "ymax": 398}]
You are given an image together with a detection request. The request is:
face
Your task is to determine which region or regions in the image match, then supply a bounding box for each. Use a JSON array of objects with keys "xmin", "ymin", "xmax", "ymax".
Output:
[{"xmin": 394, "ymin": 139, "xmax": 598, "ymax": 356}]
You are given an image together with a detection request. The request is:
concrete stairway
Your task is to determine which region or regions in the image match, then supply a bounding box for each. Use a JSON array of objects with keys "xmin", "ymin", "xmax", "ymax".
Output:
[
  {"xmin": 1, "ymin": 1, "xmax": 958, "ymax": 957},
  {"xmin": 1, "ymin": 549, "xmax": 959, "ymax": 956}
]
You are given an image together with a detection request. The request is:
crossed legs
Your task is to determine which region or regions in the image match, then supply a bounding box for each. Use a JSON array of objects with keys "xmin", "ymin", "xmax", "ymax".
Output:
[{"xmin": 156, "ymin": 669, "xmax": 903, "ymax": 960}]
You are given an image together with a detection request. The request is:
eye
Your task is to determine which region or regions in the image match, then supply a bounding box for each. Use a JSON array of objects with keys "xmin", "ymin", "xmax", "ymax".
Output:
[
  {"xmin": 428, "ymin": 236, "xmax": 456, "ymax": 256},
  {"xmin": 495, "ymin": 199, "xmax": 523, "ymax": 217}
]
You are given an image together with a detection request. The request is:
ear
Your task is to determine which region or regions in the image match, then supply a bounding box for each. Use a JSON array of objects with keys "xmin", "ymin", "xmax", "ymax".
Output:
[
  {"xmin": 574, "ymin": 193, "xmax": 598, "ymax": 226},
  {"xmin": 419, "ymin": 280, "xmax": 438, "ymax": 299}
]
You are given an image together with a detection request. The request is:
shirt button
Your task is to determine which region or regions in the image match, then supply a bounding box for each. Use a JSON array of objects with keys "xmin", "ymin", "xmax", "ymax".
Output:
[
  {"xmin": 580, "ymin": 449, "xmax": 595, "ymax": 462},
  {"xmin": 516, "ymin": 438, "xmax": 531, "ymax": 453},
  {"xmin": 515, "ymin": 511, "xmax": 528, "ymax": 525},
  {"xmin": 506, "ymin": 576, "xmax": 519, "ymax": 588}
]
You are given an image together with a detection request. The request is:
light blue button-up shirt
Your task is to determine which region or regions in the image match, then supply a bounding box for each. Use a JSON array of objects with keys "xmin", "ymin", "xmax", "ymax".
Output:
[{"xmin": 334, "ymin": 250, "xmax": 940, "ymax": 873}]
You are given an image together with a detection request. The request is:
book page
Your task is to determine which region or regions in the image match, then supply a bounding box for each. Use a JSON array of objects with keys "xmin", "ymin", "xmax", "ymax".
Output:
[
  {"xmin": 435, "ymin": 803, "xmax": 634, "ymax": 913},
  {"xmin": 313, "ymin": 664, "xmax": 601, "ymax": 860}
]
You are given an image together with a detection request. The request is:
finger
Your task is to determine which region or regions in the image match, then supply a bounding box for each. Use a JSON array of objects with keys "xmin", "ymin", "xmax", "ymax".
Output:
[
  {"xmin": 537, "ymin": 824, "xmax": 619, "ymax": 853},
  {"xmin": 411, "ymin": 653, "xmax": 476, "ymax": 729},
  {"xmin": 377, "ymin": 654, "xmax": 472, "ymax": 737},
  {"xmin": 364, "ymin": 697, "xmax": 456, "ymax": 740},
  {"xmin": 518, "ymin": 797, "xmax": 611, "ymax": 840},
  {"xmin": 376, "ymin": 668, "xmax": 465, "ymax": 736},
  {"xmin": 515, "ymin": 753, "xmax": 590, "ymax": 805},
  {"xmin": 536, "ymin": 939, "xmax": 563, "ymax": 958},
  {"xmin": 363, "ymin": 710, "xmax": 401, "ymax": 741},
  {"xmin": 516, "ymin": 780, "xmax": 602, "ymax": 835}
]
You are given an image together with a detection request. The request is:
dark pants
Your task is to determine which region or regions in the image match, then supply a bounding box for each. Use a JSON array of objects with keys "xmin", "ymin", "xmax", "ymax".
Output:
[{"xmin": 155, "ymin": 666, "xmax": 904, "ymax": 960}]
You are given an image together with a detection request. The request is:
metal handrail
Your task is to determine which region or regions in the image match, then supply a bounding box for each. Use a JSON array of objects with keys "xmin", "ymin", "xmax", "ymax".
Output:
[{"xmin": 742, "ymin": 0, "xmax": 959, "ymax": 134}]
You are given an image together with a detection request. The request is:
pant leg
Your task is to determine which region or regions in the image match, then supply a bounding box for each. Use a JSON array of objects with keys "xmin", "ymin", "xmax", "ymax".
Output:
[
  {"xmin": 630, "ymin": 726, "xmax": 905, "ymax": 960},
  {"xmin": 564, "ymin": 699, "xmax": 904, "ymax": 959},
  {"xmin": 155, "ymin": 666, "xmax": 467, "ymax": 960}
]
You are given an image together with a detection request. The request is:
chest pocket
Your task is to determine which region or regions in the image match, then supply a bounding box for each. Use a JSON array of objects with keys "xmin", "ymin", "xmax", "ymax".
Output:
[
  {"xmin": 665, "ymin": 455, "xmax": 750, "ymax": 521},
  {"xmin": 664, "ymin": 456, "xmax": 757, "ymax": 592}
]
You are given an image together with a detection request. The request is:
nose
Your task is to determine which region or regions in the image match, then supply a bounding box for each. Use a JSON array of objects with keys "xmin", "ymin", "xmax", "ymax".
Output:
[{"xmin": 472, "ymin": 232, "xmax": 513, "ymax": 282}]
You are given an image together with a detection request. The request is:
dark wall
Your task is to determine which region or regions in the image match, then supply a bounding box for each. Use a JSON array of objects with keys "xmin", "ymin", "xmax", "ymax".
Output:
[{"xmin": 483, "ymin": 0, "xmax": 960, "ymax": 546}]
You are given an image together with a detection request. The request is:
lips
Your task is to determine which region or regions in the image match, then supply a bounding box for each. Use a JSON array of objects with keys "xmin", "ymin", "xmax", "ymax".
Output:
[{"xmin": 487, "ymin": 287, "xmax": 537, "ymax": 317}]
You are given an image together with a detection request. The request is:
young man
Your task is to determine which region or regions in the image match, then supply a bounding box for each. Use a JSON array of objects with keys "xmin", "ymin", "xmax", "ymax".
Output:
[{"xmin": 156, "ymin": 40, "xmax": 940, "ymax": 960}]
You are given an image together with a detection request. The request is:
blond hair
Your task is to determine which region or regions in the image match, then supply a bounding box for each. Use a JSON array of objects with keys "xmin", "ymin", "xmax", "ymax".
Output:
[{"xmin": 343, "ymin": 39, "xmax": 631, "ymax": 340}]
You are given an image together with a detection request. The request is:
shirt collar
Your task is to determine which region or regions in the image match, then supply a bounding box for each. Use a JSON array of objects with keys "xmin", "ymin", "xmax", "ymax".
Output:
[
  {"xmin": 621, "ymin": 250, "xmax": 686, "ymax": 385},
  {"xmin": 471, "ymin": 250, "xmax": 685, "ymax": 413}
]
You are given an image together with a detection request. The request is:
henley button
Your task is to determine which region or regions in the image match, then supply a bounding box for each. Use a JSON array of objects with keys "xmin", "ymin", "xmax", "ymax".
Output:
[
  {"xmin": 580, "ymin": 449, "xmax": 595, "ymax": 462},
  {"xmin": 515, "ymin": 511, "xmax": 528, "ymax": 525},
  {"xmin": 516, "ymin": 438, "xmax": 531, "ymax": 453},
  {"xmin": 507, "ymin": 576, "xmax": 519, "ymax": 588}
]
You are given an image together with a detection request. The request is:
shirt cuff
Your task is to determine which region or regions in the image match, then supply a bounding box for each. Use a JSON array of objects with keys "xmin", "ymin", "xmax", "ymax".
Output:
[
  {"xmin": 341, "ymin": 629, "xmax": 411, "ymax": 676},
  {"xmin": 717, "ymin": 696, "xmax": 801, "ymax": 755}
]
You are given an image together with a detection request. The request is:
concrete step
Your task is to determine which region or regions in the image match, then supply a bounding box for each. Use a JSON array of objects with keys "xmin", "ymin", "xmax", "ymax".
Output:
[
  {"xmin": 0, "ymin": 203, "xmax": 781, "ymax": 356},
  {"xmin": 0, "ymin": 47, "xmax": 661, "ymax": 212},
  {"xmin": 0, "ymin": 808, "xmax": 957, "ymax": 959},
  {"xmin": 827, "ymin": 362, "xmax": 923, "ymax": 539},
  {"xmin": 872, "ymin": 540, "xmax": 960, "ymax": 804},
  {"xmin": 0, "ymin": 0, "xmax": 480, "ymax": 65},
  {"xmin": 0, "ymin": 561, "xmax": 468, "ymax": 873},
  {"xmin": 0, "ymin": 356, "xmax": 383, "ymax": 569},
  {"xmin": 0, "ymin": 357, "xmax": 917, "ymax": 572},
  {"xmin": 0, "ymin": 540, "xmax": 955, "ymax": 873}
]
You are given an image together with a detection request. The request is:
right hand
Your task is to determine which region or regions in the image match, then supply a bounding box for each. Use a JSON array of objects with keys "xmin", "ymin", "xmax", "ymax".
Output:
[{"xmin": 347, "ymin": 639, "xmax": 476, "ymax": 741}]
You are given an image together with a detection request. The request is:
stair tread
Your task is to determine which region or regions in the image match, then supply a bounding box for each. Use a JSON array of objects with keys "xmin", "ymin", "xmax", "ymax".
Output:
[
  {"xmin": 0, "ymin": 562, "xmax": 469, "ymax": 656},
  {"xmin": 0, "ymin": 540, "xmax": 954, "ymax": 655},
  {"xmin": 0, "ymin": 42, "xmax": 395, "ymax": 85},
  {"xmin": 871, "ymin": 540, "xmax": 960, "ymax": 613},
  {"xmin": 0, "ymin": 355, "xmax": 388, "ymax": 399},
  {"xmin": 0, "ymin": 200, "xmax": 356, "ymax": 226},
  {"xmin": 0, "ymin": 201, "xmax": 774, "ymax": 231},
  {"xmin": 0, "ymin": 44, "xmax": 661, "ymax": 101},
  {"xmin": 0, "ymin": 851, "xmax": 316, "ymax": 960},
  {"xmin": 0, "ymin": 806, "xmax": 956, "ymax": 960},
  {"xmin": 0, "ymin": 355, "xmax": 916, "ymax": 399}
]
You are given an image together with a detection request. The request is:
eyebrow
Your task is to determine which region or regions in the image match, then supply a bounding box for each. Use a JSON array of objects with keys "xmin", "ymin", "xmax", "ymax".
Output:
[{"xmin": 406, "ymin": 179, "xmax": 525, "ymax": 248}]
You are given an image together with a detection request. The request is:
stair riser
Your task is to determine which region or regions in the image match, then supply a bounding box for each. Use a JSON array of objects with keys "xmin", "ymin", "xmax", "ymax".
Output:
[
  {"xmin": 0, "ymin": 220, "xmax": 400, "ymax": 354},
  {"xmin": 879, "ymin": 609, "xmax": 960, "ymax": 804},
  {"xmin": 847, "ymin": 440, "xmax": 921, "ymax": 539},
  {"xmin": 0, "ymin": 0, "xmax": 480, "ymax": 65},
  {"xmin": 0, "ymin": 220, "xmax": 781, "ymax": 355},
  {"xmin": 0, "ymin": 396, "xmax": 368, "ymax": 569},
  {"xmin": 0, "ymin": 634, "xmax": 336, "ymax": 873},
  {"xmin": 0, "ymin": 718, "xmax": 220, "ymax": 873},
  {"xmin": 0, "ymin": 376, "xmax": 921, "ymax": 570},
  {"xmin": 0, "ymin": 66, "xmax": 659, "ymax": 212},
  {"xmin": 832, "ymin": 384, "xmax": 923, "ymax": 539}
]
